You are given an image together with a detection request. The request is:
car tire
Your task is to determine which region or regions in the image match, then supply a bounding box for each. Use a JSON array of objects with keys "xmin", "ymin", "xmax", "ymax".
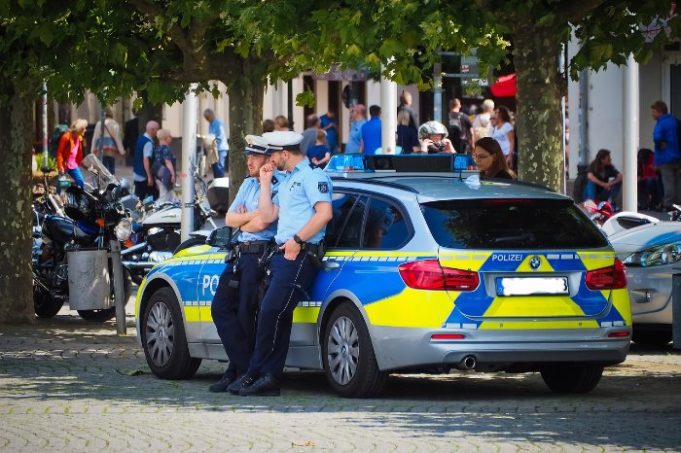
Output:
[
  {"xmin": 142, "ymin": 287, "xmax": 201, "ymax": 379},
  {"xmin": 540, "ymin": 364, "xmax": 604, "ymax": 394},
  {"xmin": 322, "ymin": 302, "xmax": 387, "ymax": 398},
  {"xmin": 77, "ymin": 269, "xmax": 132, "ymax": 323},
  {"xmin": 34, "ymin": 285, "xmax": 64, "ymax": 318},
  {"xmin": 632, "ymin": 330, "xmax": 672, "ymax": 347}
]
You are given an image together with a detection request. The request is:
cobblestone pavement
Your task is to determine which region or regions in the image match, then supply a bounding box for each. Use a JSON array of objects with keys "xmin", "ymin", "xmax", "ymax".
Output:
[{"xmin": 1, "ymin": 307, "xmax": 681, "ymax": 452}]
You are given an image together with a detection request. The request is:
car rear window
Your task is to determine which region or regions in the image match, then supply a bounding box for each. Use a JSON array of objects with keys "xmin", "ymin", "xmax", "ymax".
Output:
[{"xmin": 421, "ymin": 198, "xmax": 608, "ymax": 249}]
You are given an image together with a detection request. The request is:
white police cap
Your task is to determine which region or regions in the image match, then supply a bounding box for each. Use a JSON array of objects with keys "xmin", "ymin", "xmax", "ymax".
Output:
[
  {"xmin": 262, "ymin": 131, "xmax": 304, "ymax": 151},
  {"xmin": 243, "ymin": 134, "xmax": 273, "ymax": 155}
]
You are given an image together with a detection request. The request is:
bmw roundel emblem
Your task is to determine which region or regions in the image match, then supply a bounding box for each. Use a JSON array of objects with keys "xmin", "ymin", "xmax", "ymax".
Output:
[{"xmin": 530, "ymin": 256, "xmax": 541, "ymax": 270}]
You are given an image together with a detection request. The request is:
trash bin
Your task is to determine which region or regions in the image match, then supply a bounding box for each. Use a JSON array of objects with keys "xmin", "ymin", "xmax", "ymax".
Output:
[{"xmin": 67, "ymin": 248, "xmax": 112, "ymax": 310}]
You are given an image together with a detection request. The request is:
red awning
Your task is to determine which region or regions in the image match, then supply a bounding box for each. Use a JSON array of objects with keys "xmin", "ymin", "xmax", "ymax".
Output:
[{"xmin": 490, "ymin": 73, "xmax": 516, "ymax": 97}]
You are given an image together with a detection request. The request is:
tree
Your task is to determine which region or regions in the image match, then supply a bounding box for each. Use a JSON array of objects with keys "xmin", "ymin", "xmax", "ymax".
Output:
[
  {"xmin": 0, "ymin": 1, "xmax": 92, "ymax": 323},
  {"xmin": 300, "ymin": 0, "xmax": 679, "ymax": 191}
]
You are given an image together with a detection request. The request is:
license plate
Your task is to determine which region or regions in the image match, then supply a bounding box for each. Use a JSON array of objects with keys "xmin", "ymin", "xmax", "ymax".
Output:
[{"xmin": 495, "ymin": 277, "xmax": 569, "ymax": 296}]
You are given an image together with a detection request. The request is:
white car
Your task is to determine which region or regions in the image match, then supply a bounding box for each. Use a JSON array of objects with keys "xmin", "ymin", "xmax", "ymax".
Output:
[{"xmin": 609, "ymin": 221, "xmax": 681, "ymax": 346}]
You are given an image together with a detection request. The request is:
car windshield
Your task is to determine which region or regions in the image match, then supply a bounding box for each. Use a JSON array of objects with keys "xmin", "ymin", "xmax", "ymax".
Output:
[{"xmin": 421, "ymin": 198, "xmax": 608, "ymax": 250}]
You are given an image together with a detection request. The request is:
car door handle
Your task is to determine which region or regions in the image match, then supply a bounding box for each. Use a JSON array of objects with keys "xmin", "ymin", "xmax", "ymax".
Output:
[{"xmin": 322, "ymin": 260, "xmax": 340, "ymax": 271}]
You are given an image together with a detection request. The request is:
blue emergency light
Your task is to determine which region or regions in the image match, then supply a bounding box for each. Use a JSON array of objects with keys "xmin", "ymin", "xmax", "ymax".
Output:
[{"xmin": 325, "ymin": 153, "xmax": 476, "ymax": 173}]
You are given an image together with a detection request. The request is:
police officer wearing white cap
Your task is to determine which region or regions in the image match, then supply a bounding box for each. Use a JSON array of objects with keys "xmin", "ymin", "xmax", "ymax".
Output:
[
  {"xmin": 228, "ymin": 130, "xmax": 333, "ymax": 396},
  {"xmin": 209, "ymin": 134, "xmax": 282, "ymax": 392}
]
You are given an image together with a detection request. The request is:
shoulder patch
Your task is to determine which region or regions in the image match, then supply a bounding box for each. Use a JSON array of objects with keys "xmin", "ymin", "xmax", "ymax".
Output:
[
  {"xmin": 271, "ymin": 176, "xmax": 278, "ymax": 185},
  {"xmin": 318, "ymin": 182, "xmax": 329, "ymax": 193}
]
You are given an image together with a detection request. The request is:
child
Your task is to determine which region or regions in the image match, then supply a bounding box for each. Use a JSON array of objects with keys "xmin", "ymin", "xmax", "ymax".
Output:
[
  {"xmin": 152, "ymin": 129, "xmax": 177, "ymax": 202},
  {"xmin": 306, "ymin": 129, "xmax": 332, "ymax": 168}
]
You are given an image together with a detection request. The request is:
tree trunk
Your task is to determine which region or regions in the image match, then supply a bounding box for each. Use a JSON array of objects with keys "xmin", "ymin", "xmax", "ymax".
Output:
[
  {"xmin": 0, "ymin": 79, "xmax": 39, "ymax": 324},
  {"xmin": 513, "ymin": 26, "xmax": 564, "ymax": 192},
  {"xmin": 137, "ymin": 90, "xmax": 164, "ymax": 130},
  {"xmin": 226, "ymin": 74, "xmax": 264, "ymax": 204}
]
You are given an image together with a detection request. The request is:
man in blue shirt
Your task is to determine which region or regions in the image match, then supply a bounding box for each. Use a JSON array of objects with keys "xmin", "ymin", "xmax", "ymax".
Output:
[
  {"xmin": 345, "ymin": 104, "xmax": 366, "ymax": 153},
  {"xmin": 133, "ymin": 120, "xmax": 159, "ymax": 201},
  {"xmin": 361, "ymin": 105, "xmax": 382, "ymax": 155},
  {"xmin": 228, "ymin": 131, "xmax": 333, "ymax": 396},
  {"xmin": 203, "ymin": 109, "xmax": 229, "ymax": 177},
  {"xmin": 208, "ymin": 134, "xmax": 282, "ymax": 393},
  {"xmin": 651, "ymin": 100, "xmax": 681, "ymax": 208}
]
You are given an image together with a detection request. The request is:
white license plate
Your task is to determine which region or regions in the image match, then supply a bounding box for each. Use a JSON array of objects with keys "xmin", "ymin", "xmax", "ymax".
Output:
[{"xmin": 495, "ymin": 277, "xmax": 569, "ymax": 296}]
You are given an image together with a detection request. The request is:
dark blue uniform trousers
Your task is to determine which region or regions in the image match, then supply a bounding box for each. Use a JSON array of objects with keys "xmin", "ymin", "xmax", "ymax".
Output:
[
  {"xmin": 211, "ymin": 253, "xmax": 263, "ymax": 379},
  {"xmin": 247, "ymin": 252, "xmax": 319, "ymax": 378}
]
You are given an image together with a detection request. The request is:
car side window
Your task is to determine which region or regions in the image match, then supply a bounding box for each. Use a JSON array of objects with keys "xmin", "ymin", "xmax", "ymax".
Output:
[
  {"xmin": 326, "ymin": 192, "xmax": 366, "ymax": 249},
  {"xmin": 361, "ymin": 198, "xmax": 409, "ymax": 249}
]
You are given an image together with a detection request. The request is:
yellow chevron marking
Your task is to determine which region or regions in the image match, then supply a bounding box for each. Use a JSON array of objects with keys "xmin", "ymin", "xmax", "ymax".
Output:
[
  {"xmin": 364, "ymin": 287, "xmax": 454, "ymax": 328},
  {"xmin": 483, "ymin": 295, "xmax": 586, "ymax": 318},
  {"xmin": 610, "ymin": 288, "xmax": 632, "ymax": 325},
  {"xmin": 293, "ymin": 307, "xmax": 321, "ymax": 324},
  {"xmin": 577, "ymin": 251, "xmax": 615, "ymax": 270}
]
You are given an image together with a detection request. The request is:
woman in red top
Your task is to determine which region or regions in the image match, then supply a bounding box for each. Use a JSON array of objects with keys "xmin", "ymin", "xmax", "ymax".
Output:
[{"xmin": 56, "ymin": 119, "xmax": 88, "ymax": 188}]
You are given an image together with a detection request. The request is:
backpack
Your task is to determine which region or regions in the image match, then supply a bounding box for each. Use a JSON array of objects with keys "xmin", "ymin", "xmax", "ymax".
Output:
[
  {"xmin": 49, "ymin": 124, "xmax": 69, "ymax": 157},
  {"xmin": 448, "ymin": 112, "xmax": 469, "ymax": 153}
]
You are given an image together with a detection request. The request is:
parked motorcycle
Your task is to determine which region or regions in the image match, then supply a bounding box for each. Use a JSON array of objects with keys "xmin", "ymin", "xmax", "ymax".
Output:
[
  {"xmin": 32, "ymin": 155, "xmax": 133, "ymax": 322},
  {"xmin": 121, "ymin": 161, "xmax": 224, "ymax": 284}
]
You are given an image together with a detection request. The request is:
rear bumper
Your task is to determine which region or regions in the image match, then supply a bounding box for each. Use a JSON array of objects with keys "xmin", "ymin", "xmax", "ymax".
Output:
[{"xmin": 371, "ymin": 326, "xmax": 630, "ymax": 371}]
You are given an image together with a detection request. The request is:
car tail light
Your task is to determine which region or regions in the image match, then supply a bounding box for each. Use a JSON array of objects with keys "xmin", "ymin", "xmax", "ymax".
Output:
[
  {"xmin": 585, "ymin": 258, "xmax": 627, "ymax": 290},
  {"xmin": 398, "ymin": 259, "xmax": 479, "ymax": 291}
]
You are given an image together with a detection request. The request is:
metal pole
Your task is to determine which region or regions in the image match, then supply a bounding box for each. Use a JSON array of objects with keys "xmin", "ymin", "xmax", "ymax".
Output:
[
  {"xmin": 674, "ymin": 273, "xmax": 681, "ymax": 349},
  {"xmin": 181, "ymin": 83, "xmax": 198, "ymax": 241},
  {"xmin": 41, "ymin": 82, "xmax": 48, "ymax": 169},
  {"xmin": 622, "ymin": 54, "xmax": 639, "ymax": 212},
  {"xmin": 575, "ymin": 69, "xmax": 590, "ymax": 202},
  {"xmin": 433, "ymin": 62, "xmax": 443, "ymax": 123},
  {"xmin": 110, "ymin": 240, "xmax": 127, "ymax": 335},
  {"xmin": 287, "ymin": 81, "xmax": 294, "ymax": 130},
  {"xmin": 380, "ymin": 64, "xmax": 397, "ymax": 154}
]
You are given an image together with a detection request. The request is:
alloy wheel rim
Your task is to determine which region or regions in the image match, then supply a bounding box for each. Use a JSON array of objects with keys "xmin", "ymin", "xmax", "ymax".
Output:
[
  {"xmin": 145, "ymin": 302, "xmax": 174, "ymax": 367},
  {"xmin": 327, "ymin": 315, "xmax": 359, "ymax": 385}
]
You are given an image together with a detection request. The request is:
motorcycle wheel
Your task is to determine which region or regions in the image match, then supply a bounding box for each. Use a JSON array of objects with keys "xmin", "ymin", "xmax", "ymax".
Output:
[
  {"xmin": 34, "ymin": 285, "xmax": 64, "ymax": 318},
  {"xmin": 78, "ymin": 269, "xmax": 132, "ymax": 322}
]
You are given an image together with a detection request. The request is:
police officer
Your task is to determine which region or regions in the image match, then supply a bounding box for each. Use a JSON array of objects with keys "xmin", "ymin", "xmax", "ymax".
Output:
[
  {"xmin": 208, "ymin": 135, "xmax": 282, "ymax": 392},
  {"xmin": 228, "ymin": 131, "xmax": 333, "ymax": 396}
]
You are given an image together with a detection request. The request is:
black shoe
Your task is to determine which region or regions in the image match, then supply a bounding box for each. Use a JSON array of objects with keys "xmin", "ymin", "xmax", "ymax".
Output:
[
  {"xmin": 208, "ymin": 373, "xmax": 235, "ymax": 393},
  {"xmin": 239, "ymin": 374, "xmax": 280, "ymax": 397},
  {"xmin": 227, "ymin": 373, "xmax": 257, "ymax": 395}
]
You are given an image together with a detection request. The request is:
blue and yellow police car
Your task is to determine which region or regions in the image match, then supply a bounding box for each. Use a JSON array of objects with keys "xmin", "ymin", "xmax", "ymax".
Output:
[{"xmin": 135, "ymin": 154, "xmax": 631, "ymax": 397}]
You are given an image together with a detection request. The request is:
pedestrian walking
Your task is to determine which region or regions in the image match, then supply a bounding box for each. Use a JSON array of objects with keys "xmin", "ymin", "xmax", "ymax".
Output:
[
  {"xmin": 472, "ymin": 98, "xmax": 494, "ymax": 142},
  {"xmin": 203, "ymin": 108, "xmax": 229, "ymax": 177},
  {"xmin": 274, "ymin": 115, "xmax": 290, "ymax": 131},
  {"xmin": 133, "ymin": 120, "xmax": 159, "ymax": 201},
  {"xmin": 447, "ymin": 98, "xmax": 473, "ymax": 154},
  {"xmin": 396, "ymin": 110, "xmax": 420, "ymax": 154},
  {"xmin": 651, "ymin": 100, "xmax": 681, "ymax": 209},
  {"xmin": 300, "ymin": 114, "xmax": 319, "ymax": 155},
  {"xmin": 151, "ymin": 129, "xmax": 177, "ymax": 203},
  {"xmin": 397, "ymin": 90, "xmax": 418, "ymax": 130},
  {"xmin": 320, "ymin": 111, "xmax": 338, "ymax": 153},
  {"xmin": 208, "ymin": 134, "xmax": 282, "ymax": 393},
  {"xmin": 361, "ymin": 105, "xmax": 382, "ymax": 155},
  {"xmin": 228, "ymin": 130, "xmax": 333, "ymax": 397},
  {"xmin": 491, "ymin": 106, "xmax": 515, "ymax": 168},
  {"xmin": 56, "ymin": 119, "xmax": 88, "ymax": 188},
  {"xmin": 345, "ymin": 104, "xmax": 366, "ymax": 154},
  {"xmin": 91, "ymin": 107, "xmax": 125, "ymax": 175}
]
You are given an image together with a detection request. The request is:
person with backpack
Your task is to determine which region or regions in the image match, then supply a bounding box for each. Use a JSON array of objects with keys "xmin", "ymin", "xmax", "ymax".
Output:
[
  {"xmin": 447, "ymin": 98, "xmax": 473, "ymax": 154},
  {"xmin": 651, "ymin": 100, "xmax": 681, "ymax": 209},
  {"xmin": 151, "ymin": 129, "xmax": 177, "ymax": 202}
]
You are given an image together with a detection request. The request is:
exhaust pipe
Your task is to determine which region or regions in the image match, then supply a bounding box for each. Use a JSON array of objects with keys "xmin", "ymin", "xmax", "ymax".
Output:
[{"xmin": 458, "ymin": 355, "xmax": 477, "ymax": 370}]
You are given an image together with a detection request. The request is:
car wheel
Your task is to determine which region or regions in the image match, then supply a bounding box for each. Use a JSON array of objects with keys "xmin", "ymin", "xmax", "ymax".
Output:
[
  {"xmin": 34, "ymin": 285, "xmax": 64, "ymax": 318},
  {"xmin": 78, "ymin": 269, "xmax": 132, "ymax": 323},
  {"xmin": 632, "ymin": 330, "xmax": 672, "ymax": 347},
  {"xmin": 540, "ymin": 364, "xmax": 604, "ymax": 394},
  {"xmin": 322, "ymin": 302, "xmax": 387, "ymax": 398},
  {"xmin": 142, "ymin": 287, "xmax": 201, "ymax": 379}
]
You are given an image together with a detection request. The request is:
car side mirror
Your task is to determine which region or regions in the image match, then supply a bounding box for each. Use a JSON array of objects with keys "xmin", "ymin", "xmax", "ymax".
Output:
[{"xmin": 206, "ymin": 226, "xmax": 233, "ymax": 249}]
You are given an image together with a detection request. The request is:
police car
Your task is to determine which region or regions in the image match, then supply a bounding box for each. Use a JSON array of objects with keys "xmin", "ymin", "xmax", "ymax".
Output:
[{"xmin": 135, "ymin": 154, "xmax": 631, "ymax": 397}]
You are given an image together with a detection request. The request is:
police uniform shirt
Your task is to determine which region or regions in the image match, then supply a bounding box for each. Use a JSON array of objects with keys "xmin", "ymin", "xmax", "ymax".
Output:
[
  {"xmin": 275, "ymin": 159, "xmax": 332, "ymax": 245},
  {"xmin": 228, "ymin": 174, "xmax": 282, "ymax": 242}
]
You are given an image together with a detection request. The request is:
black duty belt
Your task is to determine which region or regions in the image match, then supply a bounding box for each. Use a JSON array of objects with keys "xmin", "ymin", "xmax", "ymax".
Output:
[
  {"xmin": 276, "ymin": 241, "xmax": 324, "ymax": 258},
  {"xmin": 236, "ymin": 240, "xmax": 271, "ymax": 254}
]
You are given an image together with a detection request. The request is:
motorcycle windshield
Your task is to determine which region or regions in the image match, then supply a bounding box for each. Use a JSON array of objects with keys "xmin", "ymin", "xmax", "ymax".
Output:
[{"xmin": 80, "ymin": 154, "xmax": 119, "ymax": 193}]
